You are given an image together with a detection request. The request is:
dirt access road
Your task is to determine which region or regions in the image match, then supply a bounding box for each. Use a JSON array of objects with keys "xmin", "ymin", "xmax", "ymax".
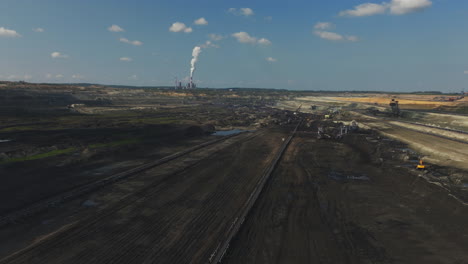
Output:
[
  {"xmin": 0, "ymin": 129, "xmax": 287, "ymax": 264},
  {"xmin": 362, "ymin": 120, "xmax": 468, "ymax": 171},
  {"xmin": 225, "ymin": 133, "xmax": 468, "ymax": 264}
]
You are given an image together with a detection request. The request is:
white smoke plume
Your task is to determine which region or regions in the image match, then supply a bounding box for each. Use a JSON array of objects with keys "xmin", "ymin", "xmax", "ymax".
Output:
[{"xmin": 190, "ymin": 46, "xmax": 202, "ymax": 78}]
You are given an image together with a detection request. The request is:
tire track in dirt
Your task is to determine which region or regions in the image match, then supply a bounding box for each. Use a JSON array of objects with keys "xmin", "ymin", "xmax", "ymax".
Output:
[
  {"xmin": 224, "ymin": 134, "xmax": 391, "ymax": 264},
  {"xmin": 0, "ymin": 130, "xmax": 285, "ymax": 264}
]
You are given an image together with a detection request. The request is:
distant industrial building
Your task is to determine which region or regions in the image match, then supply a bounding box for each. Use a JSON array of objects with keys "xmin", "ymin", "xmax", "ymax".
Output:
[{"xmin": 174, "ymin": 78, "xmax": 196, "ymax": 89}]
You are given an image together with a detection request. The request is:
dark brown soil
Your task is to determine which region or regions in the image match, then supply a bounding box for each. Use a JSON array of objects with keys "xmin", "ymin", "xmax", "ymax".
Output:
[
  {"xmin": 0, "ymin": 125, "xmax": 213, "ymax": 215},
  {"xmin": 224, "ymin": 131, "xmax": 468, "ymax": 264},
  {"xmin": 0, "ymin": 129, "xmax": 287, "ymax": 263},
  {"xmin": 1, "ymin": 125, "xmax": 468, "ymax": 264}
]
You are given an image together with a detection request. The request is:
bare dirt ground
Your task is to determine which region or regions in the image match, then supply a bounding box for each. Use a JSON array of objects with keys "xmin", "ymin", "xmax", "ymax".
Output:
[
  {"xmin": 2, "ymin": 84, "xmax": 468, "ymax": 264},
  {"xmin": 1, "ymin": 119, "xmax": 468, "ymax": 264},
  {"xmin": 285, "ymin": 96, "xmax": 468, "ymax": 130},
  {"xmin": 0, "ymin": 125, "xmax": 214, "ymax": 215},
  {"xmin": 225, "ymin": 130, "xmax": 468, "ymax": 264},
  {"xmin": 0, "ymin": 129, "xmax": 287, "ymax": 263},
  {"xmin": 277, "ymin": 98, "xmax": 468, "ymax": 170},
  {"xmin": 360, "ymin": 120, "xmax": 468, "ymax": 170}
]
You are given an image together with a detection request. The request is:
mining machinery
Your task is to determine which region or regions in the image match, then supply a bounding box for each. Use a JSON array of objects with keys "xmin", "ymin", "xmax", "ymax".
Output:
[
  {"xmin": 416, "ymin": 159, "xmax": 426, "ymax": 170},
  {"xmin": 389, "ymin": 99, "xmax": 400, "ymax": 117}
]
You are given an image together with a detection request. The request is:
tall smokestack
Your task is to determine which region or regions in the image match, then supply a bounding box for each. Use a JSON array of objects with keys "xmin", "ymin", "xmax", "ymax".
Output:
[{"xmin": 190, "ymin": 76, "xmax": 193, "ymax": 89}]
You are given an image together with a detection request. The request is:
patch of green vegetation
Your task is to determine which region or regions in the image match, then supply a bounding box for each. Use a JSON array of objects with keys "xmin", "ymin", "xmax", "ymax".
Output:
[
  {"xmin": 1, "ymin": 147, "xmax": 76, "ymax": 164},
  {"xmin": 89, "ymin": 138, "xmax": 141, "ymax": 149}
]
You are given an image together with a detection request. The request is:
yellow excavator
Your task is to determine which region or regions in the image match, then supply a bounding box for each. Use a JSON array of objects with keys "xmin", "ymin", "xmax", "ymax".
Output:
[{"xmin": 416, "ymin": 159, "xmax": 426, "ymax": 170}]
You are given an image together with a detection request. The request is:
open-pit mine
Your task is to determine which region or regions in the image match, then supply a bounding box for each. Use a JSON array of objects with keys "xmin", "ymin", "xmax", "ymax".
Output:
[{"xmin": 1, "ymin": 81, "xmax": 468, "ymax": 263}]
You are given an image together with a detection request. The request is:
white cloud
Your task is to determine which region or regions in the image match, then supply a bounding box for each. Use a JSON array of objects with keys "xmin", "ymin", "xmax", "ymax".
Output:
[
  {"xmin": 55, "ymin": 74, "xmax": 64, "ymax": 79},
  {"xmin": 120, "ymin": 57, "xmax": 132, "ymax": 61},
  {"xmin": 208, "ymin": 34, "xmax": 224, "ymax": 41},
  {"xmin": 200, "ymin": 40, "xmax": 219, "ymax": 49},
  {"xmin": 240, "ymin": 8, "xmax": 254, "ymax": 16},
  {"xmin": 46, "ymin": 73, "xmax": 52, "ymax": 79},
  {"xmin": 108, "ymin": 24, "xmax": 125, "ymax": 32},
  {"xmin": 314, "ymin": 22, "xmax": 333, "ymax": 30},
  {"xmin": 464, "ymin": 71, "xmax": 468, "ymax": 75},
  {"xmin": 258, "ymin": 38, "xmax": 272, "ymax": 46},
  {"xmin": 339, "ymin": 3, "xmax": 387, "ymax": 17},
  {"xmin": 228, "ymin": 7, "xmax": 254, "ymax": 16},
  {"xmin": 264, "ymin": 16, "xmax": 273, "ymax": 21},
  {"xmin": 339, "ymin": 0, "xmax": 432, "ymax": 17},
  {"xmin": 23, "ymin": 75, "xmax": 32, "ymax": 80},
  {"xmin": 232, "ymin": 32, "xmax": 257, "ymax": 44},
  {"xmin": 0, "ymin": 27, "xmax": 21, "ymax": 37},
  {"xmin": 169, "ymin": 22, "xmax": 193, "ymax": 33},
  {"xmin": 313, "ymin": 22, "xmax": 359, "ymax": 42},
  {"xmin": 33, "ymin": 27, "xmax": 44, "ymax": 33},
  {"xmin": 51, "ymin": 52, "xmax": 69, "ymax": 59},
  {"xmin": 201, "ymin": 34, "xmax": 224, "ymax": 49},
  {"xmin": 232, "ymin": 32, "xmax": 272, "ymax": 45},
  {"xmin": 314, "ymin": 31, "xmax": 359, "ymax": 42},
  {"xmin": 266, "ymin": 57, "xmax": 277, "ymax": 62},
  {"xmin": 129, "ymin": 74, "xmax": 138, "ymax": 80},
  {"xmin": 72, "ymin": 74, "xmax": 84, "ymax": 79},
  {"xmin": 119, "ymin": 38, "xmax": 143, "ymax": 46},
  {"xmin": 389, "ymin": 0, "xmax": 432, "ymax": 15},
  {"xmin": 194, "ymin": 17, "xmax": 208, "ymax": 25},
  {"xmin": 314, "ymin": 31, "xmax": 344, "ymax": 41}
]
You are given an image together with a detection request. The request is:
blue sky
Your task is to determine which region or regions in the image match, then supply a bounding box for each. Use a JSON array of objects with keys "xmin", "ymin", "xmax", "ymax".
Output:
[{"xmin": 1, "ymin": 0, "xmax": 467, "ymax": 91}]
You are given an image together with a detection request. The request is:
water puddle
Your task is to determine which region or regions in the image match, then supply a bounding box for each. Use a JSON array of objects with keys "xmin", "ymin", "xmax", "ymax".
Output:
[
  {"xmin": 82, "ymin": 200, "xmax": 98, "ymax": 207},
  {"xmin": 213, "ymin": 129, "xmax": 250, "ymax": 136},
  {"xmin": 347, "ymin": 175, "xmax": 370, "ymax": 181}
]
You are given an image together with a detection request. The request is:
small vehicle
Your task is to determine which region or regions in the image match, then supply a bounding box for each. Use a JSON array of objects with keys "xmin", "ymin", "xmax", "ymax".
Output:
[{"xmin": 416, "ymin": 159, "xmax": 426, "ymax": 170}]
